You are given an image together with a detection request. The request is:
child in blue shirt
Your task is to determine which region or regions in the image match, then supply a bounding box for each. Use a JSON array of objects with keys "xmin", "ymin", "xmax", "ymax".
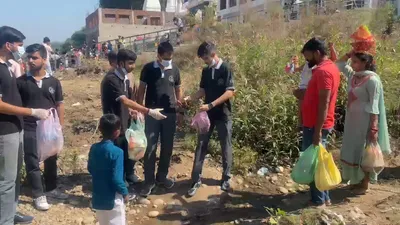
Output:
[{"xmin": 88, "ymin": 114, "xmax": 129, "ymax": 225}]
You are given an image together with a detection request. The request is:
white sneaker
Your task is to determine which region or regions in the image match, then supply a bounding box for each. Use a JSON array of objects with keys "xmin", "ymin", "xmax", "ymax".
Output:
[
  {"xmin": 46, "ymin": 189, "xmax": 69, "ymax": 200},
  {"xmin": 34, "ymin": 196, "xmax": 50, "ymax": 211}
]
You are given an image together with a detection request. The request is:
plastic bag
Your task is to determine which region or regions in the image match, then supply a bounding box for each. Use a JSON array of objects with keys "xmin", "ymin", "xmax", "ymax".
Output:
[
  {"xmin": 125, "ymin": 114, "xmax": 147, "ymax": 161},
  {"xmin": 361, "ymin": 143, "xmax": 385, "ymax": 173},
  {"xmin": 36, "ymin": 108, "xmax": 64, "ymax": 162},
  {"xmin": 191, "ymin": 112, "xmax": 210, "ymax": 134},
  {"xmin": 291, "ymin": 145, "xmax": 319, "ymax": 184},
  {"xmin": 315, "ymin": 145, "xmax": 342, "ymax": 191}
]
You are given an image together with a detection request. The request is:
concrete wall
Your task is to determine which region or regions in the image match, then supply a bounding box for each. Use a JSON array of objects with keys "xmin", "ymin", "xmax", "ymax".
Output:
[{"xmin": 217, "ymin": 0, "xmax": 266, "ymax": 21}]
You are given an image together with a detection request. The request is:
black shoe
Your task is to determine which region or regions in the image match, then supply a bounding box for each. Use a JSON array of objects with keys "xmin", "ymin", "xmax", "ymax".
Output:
[
  {"xmin": 126, "ymin": 174, "xmax": 141, "ymax": 185},
  {"xmin": 157, "ymin": 177, "xmax": 175, "ymax": 189},
  {"xmin": 221, "ymin": 180, "xmax": 231, "ymax": 192},
  {"xmin": 187, "ymin": 181, "xmax": 202, "ymax": 197},
  {"xmin": 140, "ymin": 183, "xmax": 156, "ymax": 197},
  {"xmin": 14, "ymin": 212, "xmax": 34, "ymax": 224}
]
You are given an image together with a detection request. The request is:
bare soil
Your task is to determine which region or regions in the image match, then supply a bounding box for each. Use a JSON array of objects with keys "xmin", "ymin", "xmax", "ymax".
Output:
[{"xmin": 17, "ymin": 71, "xmax": 400, "ymax": 225}]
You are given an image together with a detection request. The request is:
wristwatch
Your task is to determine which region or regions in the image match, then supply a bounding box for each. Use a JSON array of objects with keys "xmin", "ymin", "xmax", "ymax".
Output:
[{"xmin": 208, "ymin": 103, "xmax": 214, "ymax": 110}]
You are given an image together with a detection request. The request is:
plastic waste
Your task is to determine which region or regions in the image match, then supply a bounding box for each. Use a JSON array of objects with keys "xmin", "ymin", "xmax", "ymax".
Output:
[
  {"xmin": 191, "ymin": 112, "xmax": 210, "ymax": 134},
  {"xmin": 315, "ymin": 145, "xmax": 342, "ymax": 191},
  {"xmin": 36, "ymin": 108, "xmax": 64, "ymax": 162},
  {"xmin": 125, "ymin": 114, "xmax": 147, "ymax": 161},
  {"xmin": 361, "ymin": 143, "xmax": 385, "ymax": 173},
  {"xmin": 291, "ymin": 144, "xmax": 319, "ymax": 184},
  {"xmin": 257, "ymin": 167, "xmax": 269, "ymax": 176}
]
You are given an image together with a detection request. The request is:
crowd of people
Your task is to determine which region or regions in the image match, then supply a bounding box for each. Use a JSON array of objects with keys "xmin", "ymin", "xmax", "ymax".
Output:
[{"xmin": 0, "ymin": 23, "xmax": 392, "ymax": 225}]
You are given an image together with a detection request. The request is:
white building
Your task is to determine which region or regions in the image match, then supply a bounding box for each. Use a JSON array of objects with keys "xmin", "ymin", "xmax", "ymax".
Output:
[
  {"xmin": 217, "ymin": 0, "xmax": 267, "ymax": 22},
  {"xmin": 143, "ymin": 0, "xmax": 187, "ymax": 14}
]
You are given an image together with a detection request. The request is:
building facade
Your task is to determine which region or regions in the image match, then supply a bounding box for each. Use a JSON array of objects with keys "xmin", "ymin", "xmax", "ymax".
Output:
[
  {"xmin": 217, "ymin": 0, "xmax": 267, "ymax": 22},
  {"xmin": 85, "ymin": 8, "xmax": 176, "ymax": 43}
]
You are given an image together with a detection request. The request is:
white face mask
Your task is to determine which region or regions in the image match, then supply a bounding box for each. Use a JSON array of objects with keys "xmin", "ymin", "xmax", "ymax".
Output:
[
  {"xmin": 161, "ymin": 59, "xmax": 172, "ymax": 68},
  {"xmin": 209, "ymin": 58, "xmax": 216, "ymax": 67},
  {"xmin": 11, "ymin": 45, "xmax": 25, "ymax": 61}
]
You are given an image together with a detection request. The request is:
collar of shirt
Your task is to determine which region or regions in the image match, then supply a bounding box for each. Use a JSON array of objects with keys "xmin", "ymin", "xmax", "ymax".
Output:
[
  {"xmin": 27, "ymin": 71, "xmax": 51, "ymax": 88},
  {"xmin": 209, "ymin": 59, "xmax": 223, "ymax": 70},
  {"xmin": 113, "ymin": 69, "xmax": 129, "ymax": 92}
]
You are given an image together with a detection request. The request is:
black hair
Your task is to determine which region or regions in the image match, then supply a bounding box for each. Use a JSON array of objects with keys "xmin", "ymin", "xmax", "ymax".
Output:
[
  {"xmin": 354, "ymin": 52, "xmax": 376, "ymax": 72},
  {"xmin": 197, "ymin": 41, "xmax": 216, "ymax": 57},
  {"xmin": 157, "ymin": 41, "xmax": 174, "ymax": 55},
  {"xmin": 26, "ymin": 44, "xmax": 48, "ymax": 59},
  {"xmin": 43, "ymin": 37, "xmax": 50, "ymax": 43},
  {"xmin": 99, "ymin": 114, "xmax": 121, "ymax": 138},
  {"xmin": 173, "ymin": 17, "xmax": 178, "ymax": 21},
  {"xmin": 107, "ymin": 51, "xmax": 117, "ymax": 64},
  {"xmin": 0, "ymin": 26, "xmax": 25, "ymax": 47},
  {"xmin": 117, "ymin": 49, "xmax": 137, "ymax": 64},
  {"xmin": 301, "ymin": 37, "xmax": 327, "ymax": 56}
]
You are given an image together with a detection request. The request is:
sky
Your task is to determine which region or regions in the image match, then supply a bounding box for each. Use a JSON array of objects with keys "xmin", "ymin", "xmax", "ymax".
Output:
[{"xmin": 0, "ymin": 0, "xmax": 99, "ymax": 45}]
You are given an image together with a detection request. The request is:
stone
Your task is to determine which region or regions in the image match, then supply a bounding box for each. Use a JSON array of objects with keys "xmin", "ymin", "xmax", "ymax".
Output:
[
  {"xmin": 270, "ymin": 175, "xmax": 278, "ymax": 182},
  {"xmin": 275, "ymin": 166, "xmax": 284, "ymax": 173},
  {"xmin": 148, "ymin": 211, "xmax": 160, "ymax": 218},
  {"xmin": 349, "ymin": 207, "xmax": 366, "ymax": 220},
  {"xmin": 278, "ymin": 187, "xmax": 289, "ymax": 194},
  {"xmin": 82, "ymin": 217, "xmax": 95, "ymax": 225},
  {"xmin": 180, "ymin": 210, "xmax": 189, "ymax": 217},
  {"xmin": 244, "ymin": 184, "xmax": 249, "ymax": 188},
  {"xmin": 138, "ymin": 198, "xmax": 151, "ymax": 205},
  {"xmin": 128, "ymin": 209, "xmax": 137, "ymax": 215},
  {"xmin": 153, "ymin": 205, "xmax": 158, "ymax": 209},
  {"xmin": 236, "ymin": 178, "xmax": 244, "ymax": 185},
  {"xmin": 153, "ymin": 199, "xmax": 165, "ymax": 206}
]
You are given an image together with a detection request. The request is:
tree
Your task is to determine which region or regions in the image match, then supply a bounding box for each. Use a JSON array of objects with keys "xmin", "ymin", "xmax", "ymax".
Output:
[
  {"xmin": 99, "ymin": 0, "xmax": 144, "ymax": 9},
  {"xmin": 70, "ymin": 28, "xmax": 86, "ymax": 48}
]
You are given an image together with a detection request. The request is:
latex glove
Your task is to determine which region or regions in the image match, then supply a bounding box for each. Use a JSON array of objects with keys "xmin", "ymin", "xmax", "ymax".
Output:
[
  {"xmin": 148, "ymin": 108, "xmax": 167, "ymax": 120},
  {"xmin": 31, "ymin": 109, "xmax": 50, "ymax": 120}
]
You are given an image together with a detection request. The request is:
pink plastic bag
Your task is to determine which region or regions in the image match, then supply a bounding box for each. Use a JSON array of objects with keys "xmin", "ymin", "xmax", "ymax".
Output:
[
  {"xmin": 191, "ymin": 112, "xmax": 210, "ymax": 134},
  {"xmin": 36, "ymin": 109, "xmax": 64, "ymax": 162}
]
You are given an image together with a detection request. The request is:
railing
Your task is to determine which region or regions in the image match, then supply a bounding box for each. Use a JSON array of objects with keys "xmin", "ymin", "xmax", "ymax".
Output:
[{"xmin": 102, "ymin": 27, "xmax": 180, "ymax": 54}]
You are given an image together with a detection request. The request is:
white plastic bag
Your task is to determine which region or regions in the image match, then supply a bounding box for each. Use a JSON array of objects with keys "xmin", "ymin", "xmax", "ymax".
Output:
[
  {"xmin": 36, "ymin": 108, "xmax": 64, "ymax": 162},
  {"xmin": 125, "ymin": 114, "xmax": 147, "ymax": 161}
]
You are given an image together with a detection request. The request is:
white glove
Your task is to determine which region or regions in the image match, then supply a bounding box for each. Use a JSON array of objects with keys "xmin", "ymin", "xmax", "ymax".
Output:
[
  {"xmin": 148, "ymin": 108, "xmax": 167, "ymax": 120},
  {"xmin": 31, "ymin": 109, "xmax": 50, "ymax": 120}
]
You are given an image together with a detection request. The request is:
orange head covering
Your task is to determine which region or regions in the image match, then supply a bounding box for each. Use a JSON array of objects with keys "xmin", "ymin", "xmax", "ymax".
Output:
[{"xmin": 350, "ymin": 25, "xmax": 376, "ymax": 55}]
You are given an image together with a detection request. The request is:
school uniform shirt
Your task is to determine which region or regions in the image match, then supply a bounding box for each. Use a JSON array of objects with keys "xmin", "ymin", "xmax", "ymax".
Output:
[
  {"xmin": 17, "ymin": 72, "xmax": 63, "ymax": 131},
  {"xmin": 88, "ymin": 140, "xmax": 128, "ymax": 210},
  {"xmin": 200, "ymin": 59, "xmax": 235, "ymax": 121},
  {"xmin": 0, "ymin": 60, "xmax": 23, "ymax": 135},
  {"xmin": 140, "ymin": 61, "xmax": 181, "ymax": 114},
  {"xmin": 101, "ymin": 69, "xmax": 133, "ymax": 134}
]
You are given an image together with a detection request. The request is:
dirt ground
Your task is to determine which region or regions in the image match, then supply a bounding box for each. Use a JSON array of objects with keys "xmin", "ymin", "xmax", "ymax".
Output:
[{"xmin": 17, "ymin": 69, "xmax": 400, "ymax": 225}]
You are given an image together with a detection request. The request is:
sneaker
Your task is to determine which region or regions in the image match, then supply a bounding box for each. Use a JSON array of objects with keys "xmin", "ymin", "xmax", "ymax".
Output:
[
  {"xmin": 221, "ymin": 180, "xmax": 231, "ymax": 192},
  {"xmin": 140, "ymin": 183, "xmax": 156, "ymax": 197},
  {"xmin": 34, "ymin": 196, "xmax": 50, "ymax": 211},
  {"xmin": 46, "ymin": 189, "xmax": 69, "ymax": 200},
  {"xmin": 157, "ymin": 177, "xmax": 175, "ymax": 189},
  {"xmin": 14, "ymin": 212, "xmax": 34, "ymax": 224},
  {"xmin": 187, "ymin": 181, "xmax": 202, "ymax": 197}
]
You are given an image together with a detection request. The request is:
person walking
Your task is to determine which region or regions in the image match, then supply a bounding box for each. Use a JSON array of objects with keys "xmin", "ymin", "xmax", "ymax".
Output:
[
  {"xmin": 184, "ymin": 41, "xmax": 235, "ymax": 197},
  {"xmin": 300, "ymin": 37, "xmax": 340, "ymax": 207},
  {"xmin": 101, "ymin": 49, "xmax": 167, "ymax": 190},
  {"xmin": 137, "ymin": 41, "xmax": 182, "ymax": 197},
  {"xmin": 0, "ymin": 26, "xmax": 49, "ymax": 225},
  {"xmin": 42, "ymin": 37, "xmax": 53, "ymax": 75},
  {"xmin": 17, "ymin": 44, "xmax": 67, "ymax": 211}
]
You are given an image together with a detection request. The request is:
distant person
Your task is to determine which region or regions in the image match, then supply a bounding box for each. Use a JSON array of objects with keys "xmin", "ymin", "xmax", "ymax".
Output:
[
  {"xmin": 88, "ymin": 114, "xmax": 129, "ymax": 225},
  {"xmin": 173, "ymin": 17, "xmax": 184, "ymax": 45},
  {"xmin": 300, "ymin": 37, "xmax": 340, "ymax": 207},
  {"xmin": 107, "ymin": 51, "xmax": 117, "ymax": 71},
  {"xmin": 184, "ymin": 41, "xmax": 235, "ymax": 197},
  {"xmin": 137, "ymin": 42, "xmax": 181, "ymax": 197},
  {"xmin": 17, "ymin": 44, "xmax": 66, "ymax": 211},
  {"xmin": 0, "ymin": 26, "xmax": 49, "ymax": 225},
  {"xmin": 107, "ymin": 41, "xmax": 113, "ymax": 53},
  {"xmin": 100, "ymin": 49, "xmax": 167, "ymax": 190},
  {"xmin": 42, "ymin": 37, "xmax": 53, "ymax": 75}
]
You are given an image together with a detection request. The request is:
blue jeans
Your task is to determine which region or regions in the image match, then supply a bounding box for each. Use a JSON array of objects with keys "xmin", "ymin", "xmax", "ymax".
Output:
[{"xmin": 302, "ymin": 127, "xmax": 332, "ymax": 205}]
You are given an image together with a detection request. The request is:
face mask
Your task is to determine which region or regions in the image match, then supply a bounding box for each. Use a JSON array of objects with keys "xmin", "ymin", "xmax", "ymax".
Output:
[
  {"xmin": 161, "ymin": 59, "xmax": 172, "ymax": 68},
  {"xmin": 209, "ymin": 58, "xmax": 216, "ymax": 67}
]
